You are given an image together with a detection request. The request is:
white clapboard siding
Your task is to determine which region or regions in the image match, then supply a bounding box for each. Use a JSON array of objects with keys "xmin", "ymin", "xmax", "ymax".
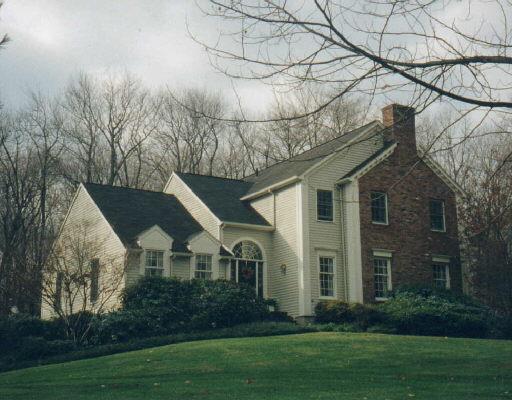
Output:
[
  {"xmin": 42, "ymin": 185, "xmax": 127, "ymax": 319},
  {"xmin": 306, "ymin": 129, "xmax": 384, "ymax": 309},
  {"xmin": 164, "ymin": 174, "xmax": 220, "ymax": 239}
]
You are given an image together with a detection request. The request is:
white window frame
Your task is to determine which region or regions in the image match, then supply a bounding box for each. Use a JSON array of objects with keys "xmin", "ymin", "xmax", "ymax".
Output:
[
  {"xmin": 318, "ymin": 254, "xmax": 336, "ymax": 299},
  {"xmin": 370, "ymin": 191, "xmax": 389, "ymax": 225},
  {"xmin": 432, "ymin": 256, "xmax": 451, "ymax": 289},
  {"xmin": 194, "ymin": 254, "xmax": 213, "ymax": 280},
  {"xmin": 316, "ymin": 189, "xmax": 334, "ymax": 223},
  {"xmin": 373, "ymin": 250, "xmax": 392, "ymax": 301},
  {"xmin": 145, "ymin": 250, "xmax": 164, "ymax": 277},
  {"xmin": 430, "ymin": 199, "xmax": 446, "ymax": 232}
]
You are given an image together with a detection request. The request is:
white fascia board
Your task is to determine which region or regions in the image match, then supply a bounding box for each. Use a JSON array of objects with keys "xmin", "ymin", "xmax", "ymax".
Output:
[
  {"xmin": 240, "ymin": 176, "xmax": 301, "ymax": 201},
  {"xmin": 221, "ymin": 221, "xmax": 275, "ymax": 232},
  {"xmin": 81, "ymin": 184, "xmax": 126, "ymax": 250},
  {"xmin": 136, "ymin": 225, "xmax": 174, "ymax": 246},
  {"xmin": 301, "ymin": 120, "xmax": 384, "ymax": 180},
  {"xmin": 336, "ymin": 143, "xmax": 398, "ymax": 184},
  {"xmin": 171, "ymin": 172, "xmax": 223, "ymax": 226}
]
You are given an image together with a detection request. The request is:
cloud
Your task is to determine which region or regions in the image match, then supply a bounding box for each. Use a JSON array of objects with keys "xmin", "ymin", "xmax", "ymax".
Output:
[{"xmin": 0, "ymin": 0, "xmax": 271, "ymax": 112}]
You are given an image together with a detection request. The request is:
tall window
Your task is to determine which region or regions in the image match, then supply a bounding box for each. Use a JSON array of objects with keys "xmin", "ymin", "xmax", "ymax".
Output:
[
  {"xmin": 195, "ymin": 254, "xmax": 213, "ymax": 280},
  {"xmin": 145, "ymin": 250, "xmax": 164, "ymax": 276},
  {"xmin": 433, "ymin": 263, "xmax": 450, "ymax": 289},
  {"xmin": 430, "ymin": 199, "xmax": 446, "ymax": 231},
  {"xmin": 90, "ymin": 259, "xmax": 100, "ymax": 303},
  {"xmin": 374, "ymin": 257, "xmax": 391, "ymax": 299},
  {"xmin": 319, "ymin": 256, "xmax": 335, "ymax": 298},
  {"xmin": 371, "ymin": 192, "xmax": 388, "ymax": 224},
  {"xmin": 317, "ymin": 190, "xmax": 333, "ymax": 221},
  {"xmin": 231, "ymin": 241, "xmax": 264, "ymax": 297}
]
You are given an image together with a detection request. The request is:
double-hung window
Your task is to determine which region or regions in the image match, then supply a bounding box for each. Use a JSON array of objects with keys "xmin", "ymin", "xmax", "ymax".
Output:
[
  {"xmin": 195, "ymin": 254, "xmax": 213, "ymax": 280},
  {"xmin": 371, "ymin": 192, "xmax": 388, "ymax": 224},
  {"xmin": 432, "ymin": 260, "xmax": 450, "ymax": 289},
  {"xmin": 430, "ymin": 199, "xmax": 446, "ymax": 231},
  {"xmin": 319, "ymin": 256, "xmax": 335, "ymax": 298},
  {"xmin": 373, "ymin": 255, "xmax": 392, "ymax": 300},
  {"xmin": 145, "ymin": 250, "xmax": 164, "ymax": 276},
  {"xmin": 317, "ymin": 190, "xmax": 333, "ymax": 222},
  {"xmin": 90, "ymin": 258, "xmax": 100, "ymax": 303}
]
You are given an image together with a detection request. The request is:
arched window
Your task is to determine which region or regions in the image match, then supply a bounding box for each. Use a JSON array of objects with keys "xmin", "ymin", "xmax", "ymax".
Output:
[{"xmin": 231, "ymin": 240, "xmax": 264, "ymax": 297}]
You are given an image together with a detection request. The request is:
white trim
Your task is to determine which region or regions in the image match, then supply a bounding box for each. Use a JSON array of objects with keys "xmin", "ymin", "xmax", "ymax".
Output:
[
  {"xmin": 191, "ymin": 253, "xmax": 214, "ymax": 280},
  {"xmin": 229, "ymin": 238, "xmax": 267, "ymax": 298},
  {"xmin": 370, "ymin": 191, "xmax": 389, "ymax": 225},
  {"xmin": 432, "ymin": 257, "xmax": 451, "ymax": 289},
  {"xmin": 315, "ymin": 188, "xmax": 335, "ymax": 223},
  {"xmin": 81, "ymin": 184, "xmax": 126, "ymax": 250},
  {"xmin": 373, "ymin": 254, "xmax": 392, "ymax": 301},
  {"xmin": 373, "ymin": 249, "xmax": 393, "ymax": 258},
  {"xmin": 296, "ymin": 181, "xmax": 312, "ymax": 315},
  {"xmin": 241, "ymin": 121, "xmax": 384, "ymax": 201},
  {"xmin": 240, "ymin": 176, "xmax": 301, "ymax": 200},
  {"xmin": 165, "ymin": 173, "xmax": 222, "ymax": 226},
  {"xmin": 318, "ymin": 253, "xmax": 337, "ymax": 299},
  {"xmin": 302, "ymin": 121, "xmax": 384, "ymax": 180},
  {"xmin": 344, "ymin": 180, "xmax": 364, "ymax": 303},
  {"xmin": 136, "ymin": 225, "xmax": 174, "ymax": 248},
  {"xmin": 430, "ymin": 199, "xmax": 447, "ymax": 232},
  {"xmin": 302, "ymin": 180, "xmax": 312, "ymax": 314},
  {"xmin": 221, "ymin": 221, "xmax": 275, "ymax": 232},
  {"xmin": 337, "ymin": 142, "xmax": 398, "ymax": 184}
]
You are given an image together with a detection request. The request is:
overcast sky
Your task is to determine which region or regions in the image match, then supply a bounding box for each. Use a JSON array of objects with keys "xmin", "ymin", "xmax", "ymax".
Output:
[{"xmin": 0, "ymin": 0, "xmax": 273, "ymax": 111}]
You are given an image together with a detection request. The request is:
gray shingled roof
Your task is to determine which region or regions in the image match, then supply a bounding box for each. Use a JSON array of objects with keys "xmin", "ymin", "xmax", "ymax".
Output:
[
  {"xmin": 340, "ymin": 140, "xmax": 396, "ymax": 181},
  {"xmin": 175, "ymin": 173, "xmax": 271, "ymax": 226},
  {"xmin": 243, "ymin": 121, "xmax": 380, "ymax": 195},
  {"xmin": 84, "ymin": 183, "xmax": 203, "ymax": 252}
]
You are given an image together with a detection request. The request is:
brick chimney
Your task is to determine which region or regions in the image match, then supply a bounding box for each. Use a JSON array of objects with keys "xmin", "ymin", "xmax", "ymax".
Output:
[{"xmin": 382, "ymin": 104, "xmax": 417, "ymax": 166}]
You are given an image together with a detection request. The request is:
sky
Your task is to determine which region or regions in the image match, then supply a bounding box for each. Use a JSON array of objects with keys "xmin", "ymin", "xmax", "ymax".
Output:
[
  {"xmin": 0, "ymin": 1, "xmax": 508, "ymax": 123},
  {"xmin": 0, "ymin": 0, "xmax": 273, "ymax": 111}
]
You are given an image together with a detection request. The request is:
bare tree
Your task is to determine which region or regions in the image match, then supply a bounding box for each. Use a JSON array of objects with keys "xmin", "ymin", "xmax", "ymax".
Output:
[
  {"xmin": 61, "ymin": 73, "xmax": 160, "ymax": 188},
  {"xmin": 198, "ymin": 1, "xmax": 512, "ymax": 112},
  {"xmin": 42, "ymin": 221, "xmax": 126, "ymax": 342},
  {"xmin": 150, "ymin": 88, "xmax": 227, "ymax": 184}
]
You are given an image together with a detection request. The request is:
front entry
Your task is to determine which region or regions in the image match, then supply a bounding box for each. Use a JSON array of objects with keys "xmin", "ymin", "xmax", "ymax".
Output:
[{"xmin": 230, "ymin": 241, "xmax": 264, "ymax": 297}]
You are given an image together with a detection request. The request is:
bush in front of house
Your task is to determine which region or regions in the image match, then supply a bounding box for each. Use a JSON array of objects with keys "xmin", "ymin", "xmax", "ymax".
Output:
[
  {"xmin": 314, "ymin": 300, "xmax": 383, "ymax": 329},
  {"xmin": 379, "ymin": 288, "xmax": 494, "ymax": 338},
  {"xmin": 314, "ymin": 288, "xmax": 501, "ymax": 339},
  {"xmin": 93, "ymin": 276, "xmax": 274, "ymax": 343}
]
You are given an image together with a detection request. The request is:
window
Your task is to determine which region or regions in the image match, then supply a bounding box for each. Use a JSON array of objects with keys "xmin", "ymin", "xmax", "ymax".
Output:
[
  {"xmin": 371, "ymin": 192, "xmax": 388, "ymax": 224},
  {"xmin": 433, "ymin": 263, "xmax": 450, "ymax": 289},
  {"xmin": 195, "ymin": 254, "xmax": 213, "ymax": 280},
  {"xmin": 319, "ymin": 256, "xmax": 335, "ymax": 298},
  {"xmin": 231, "ymin": 241, "xmax": 264, "ymax": 297},
  {"xmin": 374, "ymin": 257, "xmax": 391, "ymax": 300},
  {"xmin": 145, "ymin": 250, "xmax": 164, "ymax": 276},
  {"xmin": 317, "ymin": 190, "xmax": 333, "ymax": 222},
  {"xmin": 430, "ymin": 199, "xmax": 445, "ymax": 231},
  {"xmin": 90, "ymin": 259, "xmax": 100, "ymax": 303}
]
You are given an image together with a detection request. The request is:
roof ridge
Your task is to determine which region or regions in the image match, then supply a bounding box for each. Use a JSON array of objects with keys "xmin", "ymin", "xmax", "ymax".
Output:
[
  {"xmin": 244, "ymin": 120, "xmax": 379, "ymax": 180},
  {"xmin": 176, "ymin": 172, "xmax": 248, "ymax": 183},
  {"xmin": 83, "ymin": 182, "xmax": 171, "ymax": 196}
]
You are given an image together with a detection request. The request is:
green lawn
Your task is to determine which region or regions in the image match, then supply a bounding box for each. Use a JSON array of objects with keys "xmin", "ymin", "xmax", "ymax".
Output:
[{"xmin": 0, "ymin": 332, "xmax": 511, "ymax": 400}]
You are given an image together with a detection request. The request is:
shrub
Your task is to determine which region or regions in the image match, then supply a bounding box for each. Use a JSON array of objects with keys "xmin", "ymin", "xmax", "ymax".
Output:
[
  {"xmin": 314, "ymin": 301, "xmax": 383, "ymax": 328},
  {"xmin": 0, "ymin": 314, "xmax": 53, "ymax": 351},
  {"xmin": 189, "ymin": 279, "xmax": 269, "ymax": 330},
  {"xmin": 314, "ymin": 301, "xmax": 352, "ymax": 324},
  {"xmin": 93, "ymin": 277, "xmax": 274, "ymax": 343},
  {"xmin": 379, "ymin": 289, "xmax": 492, "ymax": 338}
]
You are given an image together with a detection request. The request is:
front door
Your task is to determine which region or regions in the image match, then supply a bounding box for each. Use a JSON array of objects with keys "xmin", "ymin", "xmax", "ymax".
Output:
[{"xmin": 231, "ymin": 259, "xmax": 264, "ymax": 297}]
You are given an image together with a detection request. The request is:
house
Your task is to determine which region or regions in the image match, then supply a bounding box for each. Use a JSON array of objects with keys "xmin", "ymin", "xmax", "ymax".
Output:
[{"xmin": 41, "ymin": 104, "xmax": 463, "ymax": 320}]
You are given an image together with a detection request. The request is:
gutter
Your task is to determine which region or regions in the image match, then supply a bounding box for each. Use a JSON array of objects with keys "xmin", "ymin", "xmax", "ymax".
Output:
[
  {"xmin": 240, "ymin": 176, "xmax": 301, "ymax": 201},
  {"xmin": 220, "ymin": 221, "xmax": 275, "ymax": 232}
]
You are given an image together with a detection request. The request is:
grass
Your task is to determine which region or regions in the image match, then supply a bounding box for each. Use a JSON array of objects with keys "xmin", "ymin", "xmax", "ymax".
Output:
[{"xmin": 0, "ymin": 332, "xmax": 510, "ymax": 400}]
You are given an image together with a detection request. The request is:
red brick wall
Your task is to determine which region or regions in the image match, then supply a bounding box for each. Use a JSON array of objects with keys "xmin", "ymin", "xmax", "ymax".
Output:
[{"xmin": 358, "ymin": 149, "xmax": 462, "ymax": 303}]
